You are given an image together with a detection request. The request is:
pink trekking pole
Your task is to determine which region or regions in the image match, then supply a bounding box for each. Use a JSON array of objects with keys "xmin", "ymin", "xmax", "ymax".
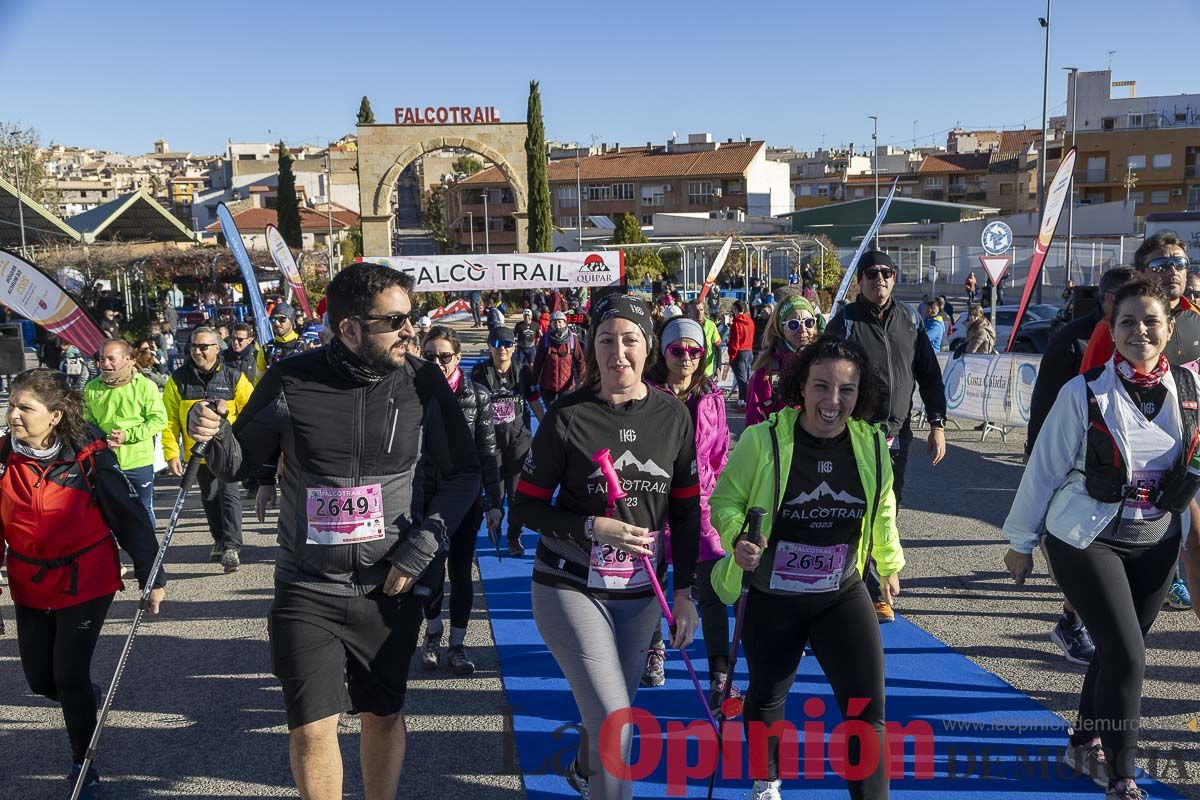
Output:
[{"xmin": 591, "ymin": 448, "xmax": 719, "ymax": 733}]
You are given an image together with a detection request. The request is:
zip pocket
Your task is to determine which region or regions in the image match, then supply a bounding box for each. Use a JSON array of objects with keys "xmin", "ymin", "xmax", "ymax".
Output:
[{"xmin": 386, "ymin": 398, "xmax": 399, "ymax": 454}]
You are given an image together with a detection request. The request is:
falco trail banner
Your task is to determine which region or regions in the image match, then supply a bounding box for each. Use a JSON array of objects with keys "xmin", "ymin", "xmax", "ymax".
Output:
[{"xmin": 363, "ymin": 251, "xmax": 625, "ymax": 292}]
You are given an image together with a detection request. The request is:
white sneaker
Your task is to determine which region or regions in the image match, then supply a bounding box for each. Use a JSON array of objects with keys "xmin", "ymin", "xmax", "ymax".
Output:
[{"xmin": 750, "ymin": 779, "xmax": 781, "ymax": 800}]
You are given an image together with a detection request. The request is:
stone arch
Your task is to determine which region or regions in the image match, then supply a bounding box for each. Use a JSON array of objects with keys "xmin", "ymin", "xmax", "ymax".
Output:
[{"xmin": 357, "ymin": 123, "xmax": 529, "ymax": 256}]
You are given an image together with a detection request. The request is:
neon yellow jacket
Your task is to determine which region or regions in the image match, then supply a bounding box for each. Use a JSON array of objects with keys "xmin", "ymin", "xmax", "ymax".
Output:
[
  {"xmin": 162, "ymin": 364, "xmax": 255, "ymax": 464},
  {"xmin": 82, "ymin": 373, "xmax": 168, "ymax": 471},
  {"xmin": 709, "ymin": 407, "xmax": 904, "ymax": 605}
]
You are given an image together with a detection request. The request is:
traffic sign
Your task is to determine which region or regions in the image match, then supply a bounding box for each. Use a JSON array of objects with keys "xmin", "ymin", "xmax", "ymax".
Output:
[
  {"xmin": 981, "ymin": 220, "xmax": 1014, "ymax": 256},
  {"xmin": 979, "ymin": 254, "xmax": 1012, "ymax": 284}
]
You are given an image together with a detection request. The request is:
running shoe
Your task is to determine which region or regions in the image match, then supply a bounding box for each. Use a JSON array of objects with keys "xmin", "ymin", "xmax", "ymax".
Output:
[
  {"xmin": 447, "ymin": 644, "xmax": 475, "ymax": 676},
  {"xmin": 566, "ymin": 758, "xmax": 590, "ymax": 798},
  {"xmin": 220, "ymin": 548, "xmax": 240, "ymax": 574},
  {"xmin": 421, "ymin": 629, "xmax": 442, "ymax": 672},
  {"xmin": 67, "ymin": 763, "xmax": 100, "ymax": 799},
  {"xmin": 641, "ymin": 645, "xmax": 666, "ymax": 687},
  {"xmin": 507, "ymin": 534, "xmax": 526, "ymax": 558},
  {"xmin": 1165, "ymin": 578, "xmax": 1192, "ymax": 610},
  {"xmin": 749, "ymin": 779, "xmax": 782, "ymax": 800},
  {"xmin": 1106, "ymin": 778, "xmax": 1147, "ymax": 799},
  {"xmin": 1064, "ymin": 737, "xmax": 1109, "ymax": 788},
  {"xmin": 709, "ymin": 673, "xmax": 742, "ymax": 712},
  {"xmin": 874, "ymin": 601, "xmax": 895, "ymax": 624},
  {"xmin": 209, "ymin": 543, "xmax": 223, "ymax": 562},
  {"xmin": 1051, "ymin": 613, "xmax": 1095, "ymax": 665}
]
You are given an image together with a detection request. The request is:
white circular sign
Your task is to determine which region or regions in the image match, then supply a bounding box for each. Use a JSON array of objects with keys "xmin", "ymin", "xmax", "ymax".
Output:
[{"xmin": 981, "ymin": 221, "xmax": 1013, "ymax": 256}]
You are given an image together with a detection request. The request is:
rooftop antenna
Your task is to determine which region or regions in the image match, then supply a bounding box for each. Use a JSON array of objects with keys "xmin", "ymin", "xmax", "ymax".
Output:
[{"xmin": 1107, "ymin": 49, "xmax": 1116, "ymax": 70}]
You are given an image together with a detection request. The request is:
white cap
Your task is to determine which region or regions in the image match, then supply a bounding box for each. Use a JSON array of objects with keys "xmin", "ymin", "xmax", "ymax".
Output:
[
  {"xmin": 661, "ymin": 305, "xmax": 683, "ymax": 320},
  {"xmin": 418, "ymin": 315, "xmax": 431, "ymax": 328}
]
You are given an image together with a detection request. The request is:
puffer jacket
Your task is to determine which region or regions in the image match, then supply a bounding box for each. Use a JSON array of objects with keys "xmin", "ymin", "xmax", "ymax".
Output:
[
  {"xmin": 656, "ymin": 384, "xmax": 730, "ymax": 562},
  {"xmin": 745, "ymin": 347, "xmax": 801, "ymax": 427},
  {"xmin": 0, "ymin": 431, "xmax": 164, "ymax": 610},
  {"xmin": 449, "ymin": 371, "xmax": 503, "ymax": 511}
]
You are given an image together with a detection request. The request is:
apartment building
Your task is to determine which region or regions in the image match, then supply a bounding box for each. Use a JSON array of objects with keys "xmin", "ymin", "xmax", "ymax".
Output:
[
  {"xmin": 444, "ymin": 134, "xmax": 790, "ymax": 252},
  {"xmin": 916, "ymin": 153, "xmax": 990, "ymax": 204},
  {"xmin": 1070, "ymin": 128, "xmax": 1199, "ymax": 215}
]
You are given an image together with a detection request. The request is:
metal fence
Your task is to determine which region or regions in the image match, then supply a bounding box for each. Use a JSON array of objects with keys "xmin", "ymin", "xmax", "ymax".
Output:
[{"xmin": 836, "ymin": 238, "xmax": 1138, "ymax": 296}]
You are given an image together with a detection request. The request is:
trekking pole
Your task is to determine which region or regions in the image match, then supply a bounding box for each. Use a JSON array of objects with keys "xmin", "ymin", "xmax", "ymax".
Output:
[
  {"xmin": 590, "ymin": 448, "xmax": 719, "ymax": 734},
  {"xmin": 71, "ymin": 432, "xmax": 212, "ymax": 800},
  {"xmin": 707, "ymin": 507, "xmax": 766, "ymax": 800}
]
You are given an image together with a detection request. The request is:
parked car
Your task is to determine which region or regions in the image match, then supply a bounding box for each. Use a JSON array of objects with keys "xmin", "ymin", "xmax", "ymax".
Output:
[{"xmin": 948, "ymin": 304, "xmax": 1061, "ymax": 354}]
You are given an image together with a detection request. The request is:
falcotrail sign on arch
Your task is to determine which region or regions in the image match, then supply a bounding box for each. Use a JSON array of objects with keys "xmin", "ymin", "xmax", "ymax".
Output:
[{"xmin": 362, "ymin": 251, "xmax": 625, "ymax": 291}]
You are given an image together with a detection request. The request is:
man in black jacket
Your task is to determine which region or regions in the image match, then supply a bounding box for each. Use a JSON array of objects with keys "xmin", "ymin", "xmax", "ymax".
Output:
[
  {"xmin": 188, "ymin": 262, "xmax": 480, "ymax": 800},
  {"xmin": 826, "ymin": 250, "xmax": 947, "ymax": 623}
]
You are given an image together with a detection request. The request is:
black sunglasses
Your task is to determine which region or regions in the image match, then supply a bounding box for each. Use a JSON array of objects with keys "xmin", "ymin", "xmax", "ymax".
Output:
[
  {"xmin": 862, "ymin": 267, "xmax": 896, "ymax": 281},
  {"xmin": 270, "ymin": 315, "xmax": 291, "ymax": 323},
  {"xmin": 189, "ymin": 343, "xmax": 218, "ymax": 352},
  {"xmin": 356, "ymin": 313, "xmax": 412, "ymax": 331},
  {"xmin": 1144, "ymin": 255, "xmax": 1190, "ymax": 273},
  {"xmin": 491, "ymin": 339, "xmax": 515, "ymax": 349},
  {"xmin": 423, "ymin": 352, "xmax": 457, "ymax": 365}
]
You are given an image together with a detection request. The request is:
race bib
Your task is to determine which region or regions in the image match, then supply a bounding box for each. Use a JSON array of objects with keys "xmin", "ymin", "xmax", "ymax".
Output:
[
  {"xmin": 588, "ymin": 536, "xmax": 659, "ymax": 590},
  {"xmin": 886, "ymin": 436, "xmax": 899, "ymax": 451},
  {"xmin": 769, "ymin": 541, "xmax": 849, "ymax": 594},
  {"xmin": 492, "ymin": 397, "xmax": 517, "ymax": 425},
  {"xmin": 1126, "ymin": 468, "xmax": 1167, "ymax": 518},
  {"xmin": 305, "ymin": 484, "xmax": 385, "ymax": 545}
]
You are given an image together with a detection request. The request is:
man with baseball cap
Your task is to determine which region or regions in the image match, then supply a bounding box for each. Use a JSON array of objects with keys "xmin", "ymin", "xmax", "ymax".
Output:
[
  {"xmin": 514, "ymin": 308, "xmax": 538, "ymax": 369},
  {"xmin": 532, "ymin": 311, "xmax": 585, "ymax": 408},
  {"xmin": 825, "ymin": 250, "xmax": 947, "ymax": 624},
  {"xmin": 256, "ymin": 301, "xmax": 305, "ymax": 376}
]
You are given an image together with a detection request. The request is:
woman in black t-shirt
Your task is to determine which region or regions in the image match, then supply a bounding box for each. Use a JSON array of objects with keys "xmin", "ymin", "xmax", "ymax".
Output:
[
  {"xmin": 710, "ymin": 336, "xmax": 904, "ymax": 800},
  {"xmin": 514, "ymin": 294, "xmax": 702, "ymax": 800}
]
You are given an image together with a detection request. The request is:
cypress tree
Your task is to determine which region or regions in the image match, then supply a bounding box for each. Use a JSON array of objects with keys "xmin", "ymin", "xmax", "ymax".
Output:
[
  {"xmin": 525, "ymin": 80, "xmax": 552, "ymax": 253},
  {"xmin": 357, "ymin": 96, "xmax": 375, "ymax": 124},
  {"xmin": 276, "ymin": 141, "xmax": 304, "ymax": 249}
]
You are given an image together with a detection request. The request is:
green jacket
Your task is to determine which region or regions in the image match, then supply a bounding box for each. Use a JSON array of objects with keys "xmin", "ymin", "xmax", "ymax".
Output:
[
  {"xmin": 83, "ymin": 372, "xmax": 168, "ymax": 471},
  {"xmin": 709, "ymin": 407, "xmax": 904, "ymax": 605}
]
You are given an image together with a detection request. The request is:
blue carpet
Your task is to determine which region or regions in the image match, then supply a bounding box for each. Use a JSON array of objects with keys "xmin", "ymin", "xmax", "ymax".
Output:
[{"xmin": 475, "ymin": 527, "xmax": 1186, "ymax": 799}]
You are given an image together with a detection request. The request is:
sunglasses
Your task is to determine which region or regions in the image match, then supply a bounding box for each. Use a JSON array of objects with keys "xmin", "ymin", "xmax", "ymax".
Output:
[
  {"xmin": 423, "ymin": 352, "xmax": 457, "ymax": 365},
  {"xmin": 862, "ymin": 267, "xmax": 896, "ymax": 281},
  {"xmin": 784, "ymin": 317, "xmax": 818, "ymax": 333},
  {"xmin": 491, "ymin": 339, "xmax": 515, "ymax": 349},
  {"xmin": 230, "ymin": 336, "xmax": 253, "ymax": 343},
  {"xmin": 270, "ymin": 316, "xmax": 291, "ymax": 323},
  {"xmin": 356, "ymin": 313, "xmax": 412, "ymax": 332},
  {"xmin": 1144, "ymin": 255, "xmax": 1190, "ymax": 273},
  {"xmin": 190, "ymin": 343, "xmax": 218, "ymax": 352},
  {"xmin": 667, "ymin": 344, "xmax": 705, "ymax": 360}
]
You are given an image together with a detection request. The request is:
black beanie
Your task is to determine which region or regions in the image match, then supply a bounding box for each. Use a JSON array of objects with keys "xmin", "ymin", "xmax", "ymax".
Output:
[
  {"xmin": 856, "ymin": 250, "xmax": 896, "ymax": 275},
  {"xmin": 589, "ymin": 293, "xmax": 654, "ymax": 345}
]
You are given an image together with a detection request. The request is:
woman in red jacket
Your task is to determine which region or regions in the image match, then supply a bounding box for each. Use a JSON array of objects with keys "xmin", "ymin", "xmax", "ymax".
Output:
[{"xmin": 1, "ymin": 368, "xmax": 165, "ymax": 798}]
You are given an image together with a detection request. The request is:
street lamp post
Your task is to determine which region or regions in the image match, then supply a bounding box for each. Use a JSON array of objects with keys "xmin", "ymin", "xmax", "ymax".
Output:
[
  {"xmin": 576, "ymin": 152, "xmax": 584, "ymax": 251},
  {"xmin": 1036, "ymin": 0, "xmax": 1051, "ymax": 304},
  {"xmin": 869, "ymin": 115, "xmax": 879, "ymax": 248},
  {"xmin": 324, "ymin": 150, "xmax": 334, "ymax": 279},
  {"xmin": 468, "ymin": 211, "xmax": 475, "ymax": 253},
  {"xmin": 7, "ymin": 133, "xmax": 29, "ymax": 257},
  {"xmin": 1064, "ymin": 66, "xmax": 1078, "ymax": 286}
]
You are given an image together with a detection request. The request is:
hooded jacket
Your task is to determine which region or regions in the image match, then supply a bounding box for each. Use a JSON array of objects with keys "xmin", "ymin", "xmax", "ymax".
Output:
[
  {"xmin": 657, "ymin": 385, "xmax": 730, "ymax": 562},
  {"xmin": 532, "ymin": 329, "xmax": 585, "ymax": 393},
  {"xmin": 709, "ymin": 408, "xmax": 903, "ymax": 605},
  {"xmin": 0, "ymin": 431, "xmax": 163, "ymax": 610}
]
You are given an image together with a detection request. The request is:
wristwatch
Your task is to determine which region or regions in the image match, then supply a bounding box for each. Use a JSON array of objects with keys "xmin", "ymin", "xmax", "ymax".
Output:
[{"xmin": 929, "ymin": 415, "xmax": 946, "ymax": 429}]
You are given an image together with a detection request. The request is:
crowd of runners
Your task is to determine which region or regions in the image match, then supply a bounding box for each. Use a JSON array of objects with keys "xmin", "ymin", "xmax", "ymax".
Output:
[{"xmin": 1, "ymin": 232, "xmax": 1198, "ymax": 800}]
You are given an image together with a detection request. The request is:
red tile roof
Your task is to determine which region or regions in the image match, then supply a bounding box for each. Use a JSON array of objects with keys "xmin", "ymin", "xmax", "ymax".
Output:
[
  {"xmin": 918, "ymin": 153, "xmax": 991, "ymax": 173},
  {"xmin": 459, "ymin": 141, "xmax": 765, "ymax": 186},
  {"xmin": 204, "ymin": 206, "xmax": 359, "ymax": 233},
  {"xmin": 988, "ymin": 130, "xmax": 1043, "ymax": 175}
]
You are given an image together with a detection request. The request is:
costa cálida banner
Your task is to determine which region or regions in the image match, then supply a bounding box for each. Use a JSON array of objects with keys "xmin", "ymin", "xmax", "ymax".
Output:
[
  {"xmin": 362, "ymin": 251, "xmax": 625, "ymax": 292},
  {"xmin": 265, "ymin": 224, "xmax": 313, "ymax": 319},
  {"xmin": 216, "ymin": 203, "xmax": 272, "ymax": 344},
  {"xmin": 0, "ymin": 248, "xmax": 106, "ymax": 355},
  {"xmin": 831, "ymin": 177, "xmax": 899, "ymax": 312},
  {"xmin": 1005, "ymin": 147, "xmax": 1077, "ymax": 352}
]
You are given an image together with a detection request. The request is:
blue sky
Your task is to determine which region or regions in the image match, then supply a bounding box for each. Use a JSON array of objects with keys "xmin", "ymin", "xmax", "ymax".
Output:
[{"xmin": 1, "ymin": 0, "xmax": 1197, "ymax": 157}]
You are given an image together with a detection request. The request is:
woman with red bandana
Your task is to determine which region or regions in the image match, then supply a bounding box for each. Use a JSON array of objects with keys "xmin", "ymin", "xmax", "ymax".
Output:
[{"xmin": 1004, "ymin": 280, "xmax": 1200, "ymax": 800}]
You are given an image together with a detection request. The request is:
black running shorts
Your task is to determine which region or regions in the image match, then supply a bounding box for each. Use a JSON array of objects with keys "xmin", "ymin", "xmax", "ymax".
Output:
[{"xmin": 269, "ymin": 580, "xmax": 424, "ymax": 729}]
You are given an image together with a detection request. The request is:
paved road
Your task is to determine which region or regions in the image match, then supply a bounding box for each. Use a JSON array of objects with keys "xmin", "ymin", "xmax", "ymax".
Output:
[{"xmin": 0, "ymin": 319, "xmax": 1196, "ymax": 798}]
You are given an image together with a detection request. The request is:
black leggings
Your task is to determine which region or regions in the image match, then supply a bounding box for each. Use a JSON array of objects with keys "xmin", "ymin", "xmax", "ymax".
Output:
[
  {"xmin": 1043, "ymin": 531, "xmax": 1180, "ymax": 779},
  {"xmin": 424, "ymin": 498, "xmax": 483, "ymax": 630},
  {"xmin": 500, "ymin": 443, "xmax": 528, "ymax": 541},
  {"xmin": 649, "ymin": 559, "xmax": 731, "ymax": 676},
  {"xmin": 15, "ymin": 594, "xmax": 114, "ymax": 762},
  {"xmin": 742, "ymin": 575, "xmax": 887, "ymax": 799}
]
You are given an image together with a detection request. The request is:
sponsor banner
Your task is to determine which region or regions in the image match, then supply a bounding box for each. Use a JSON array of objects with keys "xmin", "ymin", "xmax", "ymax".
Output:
[
  {"xmin": 265, "ymin": 224, "xmax": 313, "ymax": 319},
  {"xmin": 217, "ymin": 203, "xmax": 272, "ymax": 345},
  {"xmin": 0, "ymin": 248, "xmax": 105, "ymax": 355},
  {"xmin": 363, "ymin": 251, "xmax": 625, "ymax": 292},
  {"xmin": 913, "ymin": 352, "xmax": 1042, "ymax": 426},
  {"xmin": 832, "ymin": 178, "xmax": 899, "ymax": 311},
  {"xmin": 429, "ymin": 298, "xmax": 471, "ymax": 321},
  {"xmin": 1006, "ymin": 147, "xmax": 1076, "ymax": 351}
]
